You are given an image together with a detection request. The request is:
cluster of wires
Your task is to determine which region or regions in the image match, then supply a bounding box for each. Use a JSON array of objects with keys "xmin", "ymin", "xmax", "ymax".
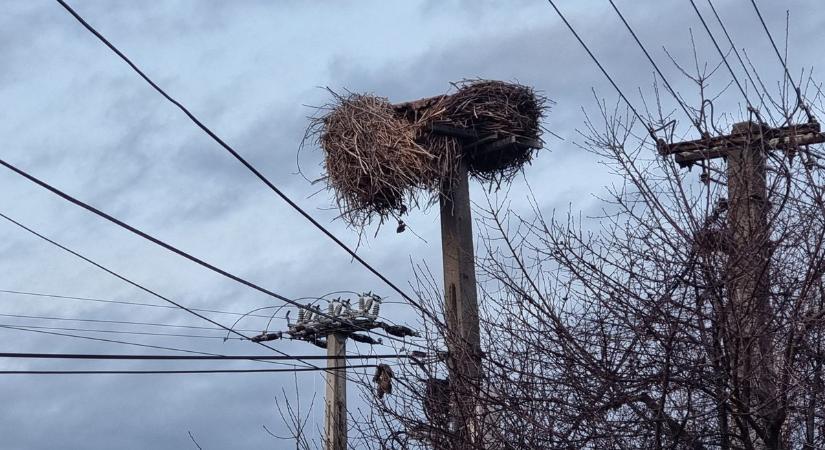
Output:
[
  {"xmin": 0, "ymin": 352, "xmax": 408, "ymax": 375},
  {"xmin": 2, "ymin": 0, "xmax": 811, "ymax": 377},
  {"xmin": 0, "ymin": 0, "xmax": 436, "ymax": 376},
  {"xmin": 546, "ymin": 0, "xmax": 816, "ymax": 139}
]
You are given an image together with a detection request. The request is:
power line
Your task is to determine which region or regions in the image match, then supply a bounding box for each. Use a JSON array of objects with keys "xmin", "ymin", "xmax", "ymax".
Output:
[
  {"xmin": 54, "ymin": 0, "xmax": 426, "ymax": 317},
  {"xmin": 747, "ymin": 0, "xmax": 813, "ymax": 121},
  {"xmin": 0, "ymin": 323, "xmax": 245, "ymax": 340},
  {"xmin": 0, "ymin": 312, "xmax": 260, "ymax": 332},
  {"xmin": 0, "ymin": 324, "xmax": 230, "ymax": 356},
  {"xmin": 0, "ymin": 212, "xmax": 318, "ymax": 368},
  {"xmin": 0, "ymin": 177, "xmax": 304, "ymax": 319},
  {"xmin": 0, "ymin": 351, "xmax": 410, "ymax": 360},
  {"xmin": 608, "ymin": 0, "xmax": 706, "ymax": 133},
  {"xmin": 545, "ymin": 0, "xmax": 653, "ymax": 136},
  {"xmin": 0, "ymin": 365, "xmax": 376, "ymax": 376},
  {"xmin": 703, "ymin": 0, "xmax": 775, "ymax": 123},
  {"xmin": 0, "ymin": 325, "xmax": 378, "ymax": 374},
  {"xmin": 0, "ymin": 166, "xmax": 414, "ymax": 349},
  {"xmin": 0, "ymin": 230, "xmax": 373, "ymax": 376},
  {"xmin": 685, "ymin": 0, "xmax": 755, "ymax": 114},
  {"xmin": 0, "ymin": 289, "xmax": 399, "ymax": 341},
  {"xmin": 0, "ymin": 288, "xmax": 275, "ymax": 319}
]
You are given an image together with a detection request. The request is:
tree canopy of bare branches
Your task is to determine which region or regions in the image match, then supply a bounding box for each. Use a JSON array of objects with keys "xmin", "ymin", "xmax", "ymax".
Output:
[{"xmin": 351, "ymin": 46, "xmax": 825, "ymax": 450}]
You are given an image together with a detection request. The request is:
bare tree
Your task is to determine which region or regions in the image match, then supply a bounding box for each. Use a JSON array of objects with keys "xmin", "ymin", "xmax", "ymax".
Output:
[
  {"xmin": 267, "ymin": 374, "xmax": 320, "ymax": 450},
  {"xmin": 349, "ymin": 43, "xmax": 825, "ymax": 450}
]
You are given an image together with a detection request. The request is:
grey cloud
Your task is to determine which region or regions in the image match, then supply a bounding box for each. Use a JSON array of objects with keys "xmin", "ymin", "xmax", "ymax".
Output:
[{"xmin": 2, "ymin": 1, "xmax": 824, "ymax": 449}]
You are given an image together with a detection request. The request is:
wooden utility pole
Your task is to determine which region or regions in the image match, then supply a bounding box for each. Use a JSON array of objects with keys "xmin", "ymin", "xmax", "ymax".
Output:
[
  {"xmin": 440, "ymin": 159, "xmax": 482, "ymax": 446},
  {"xmin": 660, "ymin": 120, "xmax": 825, "ymax": 449},
  {"xmin": 324, "ymin": 333, "xmax": 347, "ymax": 450},
  {"xmin": 726, "ymin": 121, "xmax": 775, "ymax": 448}
]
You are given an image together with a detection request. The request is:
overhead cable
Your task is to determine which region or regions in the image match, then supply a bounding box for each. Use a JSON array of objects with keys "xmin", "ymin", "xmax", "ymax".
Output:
[
  {"xmin": 0, "ymin": 288, "xmax": 274, "ymax": 319},
  {"xmin": 609, "ymin": 0, "xmax": 708, "ymax": 133},
  {"xmin": 546, "ymin": 0, "xmax": 654, "ymax": 136},
  {"xmin": 0, "ymin": 365, "xmax": 376, "ymax": 375},
  {"xmin": 0, "ymin": 168, "xmax": 412, "ymax": 348},
  {"xmin": 0, "ymin": 351, "xmax": 411, "ymax": 360},
  {"xmin": 0, "ymin": 212, "xmax": 317, "ymax": 367},
  {"xmin": 54, "ymin": 0, "xmax": 426, "ymax": 315}
]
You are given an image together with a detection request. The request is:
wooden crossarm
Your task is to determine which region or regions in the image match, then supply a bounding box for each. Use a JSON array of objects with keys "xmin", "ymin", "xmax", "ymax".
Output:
[
  {"xmin": 659, "ymin": 122, "xmax": 821, "ymax": 156},
  {"xmin": 472, "ymin": 136, "xmax": 542, "ymax": 160},
  {"xmin": 662, "ymin": 122, "xmax": 825, "ymax": 167},
  {"xmin": 673, "ymin": 131, "xmax": 825, "ymax": 167},
  {"xmin": 429, "ymin": 123, "xmax": 480, "ymax": 140}
]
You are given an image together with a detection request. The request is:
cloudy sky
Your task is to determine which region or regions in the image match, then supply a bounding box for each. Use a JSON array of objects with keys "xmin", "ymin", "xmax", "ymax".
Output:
[{"xmin": 0, "ymin": 1, "xmax": 821, "ymax": 448}]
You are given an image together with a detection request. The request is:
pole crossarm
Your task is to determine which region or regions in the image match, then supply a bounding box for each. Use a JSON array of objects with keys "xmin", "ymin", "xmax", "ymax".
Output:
[
  {"xmin": 430, "ymin": 124, "xmax": 543, "ymax": 158},
  {"xmin": 251, "ymin": 293, "xmax": 419, "ymax": 347},
  {"xmin": 287, "ymin": 317, "xmax": 416, "ymax": 339},
  {"xmin": 657, "ymin": 122, "xmax": 824, "ymax": 167},
  {"xmin": 263, "ymin": 319, "xmax": 416, "ymax": 348}
]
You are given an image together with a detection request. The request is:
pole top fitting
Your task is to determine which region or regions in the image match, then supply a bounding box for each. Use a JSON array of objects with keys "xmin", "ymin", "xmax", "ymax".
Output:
[{"xmin": 731, "ymin": 121, "xmax": 767, "ymax": 134}]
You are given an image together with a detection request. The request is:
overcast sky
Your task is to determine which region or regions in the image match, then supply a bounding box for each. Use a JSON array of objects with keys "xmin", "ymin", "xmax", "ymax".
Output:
[{"xmin": 0, "ymin": 1, "xmax": 821, "ymax": 448}]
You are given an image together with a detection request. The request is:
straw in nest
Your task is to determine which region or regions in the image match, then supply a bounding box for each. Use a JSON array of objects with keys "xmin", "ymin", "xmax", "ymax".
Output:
[
  {"xmin": 307, "ymin": 91, "xmax": 446, "ymax": 228},
  {"xmin": 306, "ymin": 80, "xmax": 547, "ymax": 230}
]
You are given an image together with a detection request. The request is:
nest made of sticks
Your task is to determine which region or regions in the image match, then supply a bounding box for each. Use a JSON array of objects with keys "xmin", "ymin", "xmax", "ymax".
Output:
[
  {"xmin": 305, "ymin": 81, "xmax": 547, "ymax": 229},
  {"xmin": 306, "ymin": 91, "xmax": 453, "ymax": 228},
  {"xmin": 442, "ymin": 80, "xmax": 547, "ymax": 182}
]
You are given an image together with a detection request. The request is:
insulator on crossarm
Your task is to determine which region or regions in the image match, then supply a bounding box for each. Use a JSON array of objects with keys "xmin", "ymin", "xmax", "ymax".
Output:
[
  {"xmin": 358, "ymin": 296, "xmax": 365, "ymax": 313},
  {"xmin": 328, "ymin": 302, "xmax": 334, "ymax": 315},
  {"xmin": 297, "ymin": 308, "xmax": 305, "ymax": 323},
  {"xmin": 363, "ymin": 297, "xmax": 374, "ymax": 316},
  {"xmin": 371, "ymin": 300, "xmax": 380, "ymax": 318}
]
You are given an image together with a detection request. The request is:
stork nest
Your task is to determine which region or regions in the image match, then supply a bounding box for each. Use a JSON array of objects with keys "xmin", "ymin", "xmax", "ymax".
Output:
[
  {"xmin": 306, "ymin": 80, "xmax": 548, "ymax": 228},
  {"xmin": 307, "ymin": 91, "xmax": 451, "ymax": 228},
  {"xmin": 443, "ymin": 80, "xmax": 547, "ymax": 182}
]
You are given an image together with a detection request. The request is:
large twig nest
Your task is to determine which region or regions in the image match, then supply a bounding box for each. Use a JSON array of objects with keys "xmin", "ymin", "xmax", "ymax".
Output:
[
  {"xmin": 307, "ymin": 91, "xmax": 451, "ymax": 228},
  {"xmin": 443, "ymin": 80, "xmax": 547, "ymax": 182},
  {"xmin": 306, "ymin": 81, "xmax": 548, "ymax": 229}
]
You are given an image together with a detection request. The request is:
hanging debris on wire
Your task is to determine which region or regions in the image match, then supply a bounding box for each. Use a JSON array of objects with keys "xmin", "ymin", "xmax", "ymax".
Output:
[{"xmin": 373, "ymin": 363, "xmax": 394, "ymax": 398}]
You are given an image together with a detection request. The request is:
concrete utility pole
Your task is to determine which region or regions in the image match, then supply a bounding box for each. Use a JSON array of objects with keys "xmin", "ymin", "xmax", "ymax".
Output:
[
  {"xmin": 659, "ymin": 120, "xmax": 825, "ymax": 449},
  {"xmin": 428, "ymin": 125, "xmax": 541, "ymax": 448},
  {"xmin": 726, "ymin": 122, "xmax": 774, "ymax": 448},
  {"xmin": 726, "ymin": 122, "xmax": 774, "ymax": 444},
  {"xmin": 324, "ymin": 333, "xmax": 347, "ymax": 450},
  {"xmin": 439, "ymin": 158, "xmax": 482, "ymax": 444},
  {"xmin": 253, "ymin": 294, "xmax": 415, "ymax": 450}
]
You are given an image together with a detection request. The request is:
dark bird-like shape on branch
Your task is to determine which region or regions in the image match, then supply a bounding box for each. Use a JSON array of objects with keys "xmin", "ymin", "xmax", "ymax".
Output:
[{"xmin": 373, "ymin": 363, "xmax": 394, "ymax": 398}]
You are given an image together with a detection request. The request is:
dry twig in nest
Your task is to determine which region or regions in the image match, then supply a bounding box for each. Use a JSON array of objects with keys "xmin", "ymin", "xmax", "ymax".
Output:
[{"xmin": 306, "ymin": 91, "xmax": 448, "ymax": 228}]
